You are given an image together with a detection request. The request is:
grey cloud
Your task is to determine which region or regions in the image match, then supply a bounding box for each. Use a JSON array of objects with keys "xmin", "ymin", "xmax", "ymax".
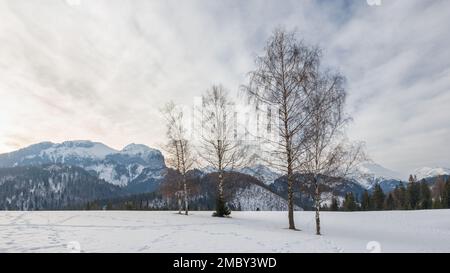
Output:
[{"xmin": 0, "ymin": 0, "xmax": 449, "ymax": 176}]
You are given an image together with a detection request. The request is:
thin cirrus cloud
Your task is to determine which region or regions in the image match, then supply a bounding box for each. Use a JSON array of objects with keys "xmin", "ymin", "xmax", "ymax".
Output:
[{"xmin": 0, "ymin": 0, "xmax": 448, "ymax": 176}]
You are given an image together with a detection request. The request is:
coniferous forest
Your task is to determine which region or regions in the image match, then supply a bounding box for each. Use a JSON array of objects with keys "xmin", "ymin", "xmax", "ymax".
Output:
[{"xmin": 330, "ymin": 176, "xmax": 450, "ymax": 211}]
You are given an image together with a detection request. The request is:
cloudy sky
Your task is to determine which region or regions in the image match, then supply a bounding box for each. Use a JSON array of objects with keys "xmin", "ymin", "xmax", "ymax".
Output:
[{"xmin": 0, "ymin": 0, "xmax": 449, "ymax": 176}]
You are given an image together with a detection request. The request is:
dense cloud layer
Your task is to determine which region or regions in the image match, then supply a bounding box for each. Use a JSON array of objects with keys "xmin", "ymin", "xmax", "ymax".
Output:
[{"xmin": 0, "ymin": 0, "xmax": 449, "ymax": 176}]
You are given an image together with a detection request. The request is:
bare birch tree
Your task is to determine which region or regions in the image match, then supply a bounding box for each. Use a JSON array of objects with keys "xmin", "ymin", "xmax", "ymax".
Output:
[
  {"xmin": 161, "ymin": 101, "xmax": 194, "ymax": 215},
  {"xmin": 293, "ymin": 64, "xmax": 367, "ymax": 235},
  {"xmin": 197, "ymin": 85, "xmax": 251, "ymax": 217},
  {"xmin": 300, "ymin": 70, "xmax": 347, "ymax": 235},
  {"xmin": 164, "ymin": 139, "xmax": 183, "ymax": 214},
  {"xmin": 243, "ymin": 28, "xmax": 320, "ymax": 230},
  {"xmin": 302, "ymin": 115, "xmax": 366, "ymax": 235}
]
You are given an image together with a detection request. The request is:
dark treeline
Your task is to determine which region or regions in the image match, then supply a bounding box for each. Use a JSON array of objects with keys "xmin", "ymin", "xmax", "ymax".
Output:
[
  {"xmin": 80, "ymin": 191, "xmax": 215, "ymax": 211},
  {"xmin": 326, "ymin": 175, "xmax": 450, "ymax": 211}
]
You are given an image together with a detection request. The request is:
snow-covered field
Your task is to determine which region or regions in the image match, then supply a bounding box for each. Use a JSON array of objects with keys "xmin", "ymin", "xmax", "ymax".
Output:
[{"xmin": 1, "ymin": 210, "xmax": 449, "ymax": 253}]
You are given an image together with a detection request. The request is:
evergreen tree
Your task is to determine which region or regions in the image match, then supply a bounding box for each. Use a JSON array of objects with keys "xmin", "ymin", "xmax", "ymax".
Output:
[
  {"xmin": 330, "ymin": 196, "xmax": 340, "ymax": 211},
  {"xmin": 443, "ymin": 180, "xmax": 450, "ymax": 209},
  {"xmin": 371, "ymin": 184, "xmax": 385, "ymax": 210},
  {"xmin": 392, "ymin": 184, "xmax": 407, "ymax": 210},
  {"xmin": 432, "ymin": 198, "xmax": 442, "ymax": 209},
  {"xmin": 384, "ymin": 193, "xmax": 395, "ymax": 210},
  {"xmin": 343, "ymin": 192, "xmax": 357, "ymax": 211},
  {"xmin": 406, "ymin": 176, "xmax": 421, "ymax": 209},
  {"xmin": 432, "ymin": 176, "xmax": 446, "ymax": 208},
  {"xmin": 213, "ymin": 198, "xmax": 231, "ymax": 217},
  {"xmin": 419, "ymin": 180, "xmax": 432, "ymax": 210},
  {"xmin": 361, "ymin": 190, "xmax": 371, "ymax": 211}
]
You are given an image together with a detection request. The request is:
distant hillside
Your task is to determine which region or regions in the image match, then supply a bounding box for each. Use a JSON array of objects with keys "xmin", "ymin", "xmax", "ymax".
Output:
[
  {"xmin": 82, "ymin": 170, "xmax": 301, "ymax": 211},
  {"xmin": 0, "ymin": 165, "xmax": 123, "ymax": 210}
]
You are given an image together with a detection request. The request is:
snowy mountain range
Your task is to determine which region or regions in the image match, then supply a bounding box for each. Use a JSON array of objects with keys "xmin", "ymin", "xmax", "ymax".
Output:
[
  {"xmin": 0, "ymin": 140, "xmax": 448, "ymax": 210},
  {"xmin": 349, "ymin": 164, "xmax": 450, "ymax": 193},
  {"xmin": 413, "ymin": 167, "xmax": 450, "ymax": 180},
  {"xmin": 354, "ymin": 163, "xmax": 450, "ymax": 184},
  {"xmin": 353, "ymin": 163, "xmax": 402, "ymax": 185},
  {"xmin": 0, "ymin": 141, "xmax": 166, "ymax": 189},
  {"xmin": 5, "ymin": 141, "xmax": 446, "ymax": 190},
  {"xmin": 348, "ymin": 162, "xmax": 404, "ymax": 193},
  {"xmin": 0, "ymin": 141, "xmax": 295, "ymax": 210}
]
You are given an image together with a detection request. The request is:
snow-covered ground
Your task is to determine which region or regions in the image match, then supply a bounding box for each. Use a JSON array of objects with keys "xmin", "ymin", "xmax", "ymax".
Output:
[{"xmin": 1, "ymin": 210, "xmax": 449, "ymax": 253}]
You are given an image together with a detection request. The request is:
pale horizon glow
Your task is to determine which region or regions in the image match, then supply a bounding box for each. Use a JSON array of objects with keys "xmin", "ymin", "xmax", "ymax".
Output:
[{"xmin": 0, "ymin": 0, "xmax": 449, "ymax": 176}]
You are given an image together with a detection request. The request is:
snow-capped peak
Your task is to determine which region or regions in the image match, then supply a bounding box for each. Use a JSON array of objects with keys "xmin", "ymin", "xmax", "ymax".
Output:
[
  {"xmin": 413, "ymin": 167, "xmax": 450, "ymax": 181},
  {"xmin": 239, "ymin": 164, "xmax": 281, "ymax": 185},
  {"xmin": 61, "ymin": 140, "xmax": 99, "ymax": 147},
  {"xmin": 351, "ymin": 162, "xmax": 402, "ymax": 189},
  {"xmin": 121, "ymin": 143, "xmax": 160, "ymax": 157},
  {"xmin": 198, "ymin": 164, "xmax": 281, "ymax": 185},
  {"xmin": 41, "ymin": 140, "xmax": 118, "ymax": 161},
  {"xmin": 357, "ymin": 163, "xmax": 402, "ymax": 180}
]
